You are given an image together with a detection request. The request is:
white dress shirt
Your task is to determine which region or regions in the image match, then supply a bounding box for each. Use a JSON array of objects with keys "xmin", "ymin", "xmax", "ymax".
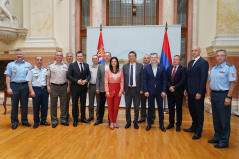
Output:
[{"xmin": 129, "ymin": 62, "xmax": 136, "ymax": 87}]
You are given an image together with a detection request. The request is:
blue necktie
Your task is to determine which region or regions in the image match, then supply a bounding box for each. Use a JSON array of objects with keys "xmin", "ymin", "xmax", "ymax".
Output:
[{"xmin": 130, "ymin": 64, "xmax": 133, "ymax": 86}]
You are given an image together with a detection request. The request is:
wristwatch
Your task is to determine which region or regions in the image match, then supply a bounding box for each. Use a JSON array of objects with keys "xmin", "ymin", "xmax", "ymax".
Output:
[{"xmin": 226, "ymin": 96, "xmax": 232, "ymax": 99}]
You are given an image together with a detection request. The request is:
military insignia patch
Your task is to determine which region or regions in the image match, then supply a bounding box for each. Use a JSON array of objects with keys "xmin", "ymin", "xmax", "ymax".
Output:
[
  {"xmin": 35, "ymin": 76, "xmax": 38, "ymax": 79},
  {"xmin": 232, "ymin": 73, "xmax": 235, "ymax": 78}
]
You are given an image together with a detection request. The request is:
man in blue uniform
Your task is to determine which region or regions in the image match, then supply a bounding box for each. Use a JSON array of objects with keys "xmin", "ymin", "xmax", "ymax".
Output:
[
  {"xmin": 4, "ymin": 49, "xmax": 32, "ymax": 130},
  {"xmin": 208, "ymin": 49, "xmax": 237, "ymax": 148},
  {"xmin": 26, "ymin": 56, "xmax": 50, "ymax": 129}
]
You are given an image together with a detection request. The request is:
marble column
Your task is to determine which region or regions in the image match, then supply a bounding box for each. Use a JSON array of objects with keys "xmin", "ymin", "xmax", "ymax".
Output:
[
  {"xmin": 25, "ymin": 0, "xmax": 57, "ymax": 47},
  {"xmin": 91, "ymin": 0, "xmax": 103, "ymax": 27},
  {"xmin": 162, "ymin": 0, "xmax": 174, "ymax": 25}
]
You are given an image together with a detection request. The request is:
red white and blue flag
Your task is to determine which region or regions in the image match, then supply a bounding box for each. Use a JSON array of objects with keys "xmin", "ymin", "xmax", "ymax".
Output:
[
  {"xmin": 97, "ymin": 30, "xmax": 105, "ymax": 64},
  {"xmin": 160, "ymin": 30, "xmax": 172, "ymax": 70}
]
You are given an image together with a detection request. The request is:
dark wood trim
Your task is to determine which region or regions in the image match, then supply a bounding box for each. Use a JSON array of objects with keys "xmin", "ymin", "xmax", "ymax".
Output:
[
  {"xmin": 156, "ymin": 0, "xmax": 159, "ymax": 25},
  {"xmin": 106, "ymin": 0, "xmax": 109, "ymax": 26},
  {"xmin": 144, "ymin": 0, "xmax": 146, "ymax": 25},
  {"xmin": 131, "ymin": 0, "xmax": 133, "ymax": 25},
  {"xmin": 120, "ymin": 0, "xmax": 122, "ymax": 26}
]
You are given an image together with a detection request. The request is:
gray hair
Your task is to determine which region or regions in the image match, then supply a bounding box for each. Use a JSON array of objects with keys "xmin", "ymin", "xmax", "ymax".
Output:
[
  {"xmin": 15, "ymin": 49, "xmax": 23, "ymax": 53},
  {"xmin": 66, "ymin": 52, "xmax": 74, "ymax": 56},
  {"xmin": 150, "ymin": 53, "xmax": 158, "ymax": 56},
  {"xmin": 215, "ymin": 49, "xmax": 227, "ymax": 56}
]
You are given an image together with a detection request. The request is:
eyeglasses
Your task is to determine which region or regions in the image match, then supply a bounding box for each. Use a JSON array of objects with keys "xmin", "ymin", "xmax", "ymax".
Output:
[{"xmin": 215, "ymin": 55, "xmax": 226, "ymax": 57}]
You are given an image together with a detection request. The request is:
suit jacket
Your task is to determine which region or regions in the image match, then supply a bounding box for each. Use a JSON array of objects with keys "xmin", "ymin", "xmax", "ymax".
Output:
[
  {"xmin": 143, "ymin": 64, "xmax": 167, "ymax": 95},
  {"xmin": 186, "ymin": 57, "xmax": 209, "ymax": 95},
  {"xmin": 167, "ymin": 65, "xmax": 187, "ymax": 97},
  {"xmin": 96, "ymin": 63, "xmax": 107, "ymax": 92},
  {"xmin": 66, "ymin": 61, "xmax": 91, "ymax": 92},
  {"xmin": 105, "ymin": 69, "xmax": 124, "ymax": 97},
  {"xmin": 122, "ymin": 62, "xmax": 143, "ymax": 94}
]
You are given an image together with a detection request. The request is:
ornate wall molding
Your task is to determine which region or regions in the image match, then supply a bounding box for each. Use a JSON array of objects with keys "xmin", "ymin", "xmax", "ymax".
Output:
[{"xmin": 0, "ymin": 26, "xmax": 28, "ymax": 44}]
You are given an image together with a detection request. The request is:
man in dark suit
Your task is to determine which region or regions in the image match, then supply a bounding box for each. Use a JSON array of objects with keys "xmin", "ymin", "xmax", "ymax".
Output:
[
  {"xmin": 184, "ymin": 46, "xmax": 209, "ymax": 140},
  {"xmin": 66, "ymin": 51, "xmax": 91, "ymax": 127},
  {"xmin": 166, "ymin": 55, "xmax": 186, "ymax": 132},
  {"xmin": 138, "ymin": 54, "xmax": 156, "ymax": 123},
  {"xmin": 123, "ymin": 51, "xmax": 143, "ymax": 129},
  {"xmin": 94, "ymin": 52, "xmax": 112, "ymax": 125},
  {"xmin": 144, "ymin": 53, "xmax": 167, "ymax": 131}
]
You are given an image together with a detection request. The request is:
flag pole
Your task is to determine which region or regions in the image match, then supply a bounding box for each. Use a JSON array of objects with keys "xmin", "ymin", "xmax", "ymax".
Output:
[
  {"xmin": 165, "ymin": 21, "xmax": 168, "ymax": 31},
  {"xmin": 100, "ymin": 23, "xmax": 102, "ymax": 31},
  {"xmin": 164, "ymin": 21, "xmax": 169, "ymax": 114}
]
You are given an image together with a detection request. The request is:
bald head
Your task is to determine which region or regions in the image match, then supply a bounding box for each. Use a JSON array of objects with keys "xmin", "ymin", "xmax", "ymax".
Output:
[
  {"xmin": 191, "ymin": 46, "xmax": 201, "ymax": 59},
  {"xmin": 143, "ymin": 54, "xmax": 150, "ymax": 65}
]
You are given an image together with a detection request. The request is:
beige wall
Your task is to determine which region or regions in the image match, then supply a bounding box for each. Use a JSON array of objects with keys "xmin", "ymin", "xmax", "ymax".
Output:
[
  {"xmin": 54, "ymin": 0, "xmax": 71, "ymax": 54},
  {"xmin": 0, "ymin": 0, "xmax": 72, "ymax": 55},
  {"xmin": 198, "ymin": 0, "xmax": 217, "ymax": 57},
  {"xmin": 9, "ymin": 0, "xmax": 23, "ymax": 28},
  {"xmin": 0, "ymin": 0, "xmax": 25, "ymax": 50}
]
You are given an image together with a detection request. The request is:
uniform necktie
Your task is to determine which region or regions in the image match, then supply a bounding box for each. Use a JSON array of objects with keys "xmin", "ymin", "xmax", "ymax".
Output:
[
  {"xmin": 190, "ymin": 60, "xmax": 195, "ymax": 69},
  {"xmin": 130, "ymin": 64, "xmax": 133, "ymax": 86},
  {"xmin": 80, "ymin": 63, "xmax": 83, "ymax": 73},
  {"xmin": 171, "ymin": 66, "xmax": 176, "ymax": 85}
]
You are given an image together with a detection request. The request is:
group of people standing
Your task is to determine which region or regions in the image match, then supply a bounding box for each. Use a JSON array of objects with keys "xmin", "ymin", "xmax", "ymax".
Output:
[{"xmin": 4, "ymin": 46, "xmax": 237, "ymax": 149}]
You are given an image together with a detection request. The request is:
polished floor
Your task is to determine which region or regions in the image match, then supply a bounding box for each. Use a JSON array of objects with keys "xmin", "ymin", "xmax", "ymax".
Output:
[{"xmin": 0, "ymin": 105, "xmax": 238, "ymax": 159}]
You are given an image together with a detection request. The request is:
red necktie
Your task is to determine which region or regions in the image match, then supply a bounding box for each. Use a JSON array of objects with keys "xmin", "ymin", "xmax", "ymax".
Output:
[{"xmin": 171, "ymin": 66, "xmax": 176, "ymax": 85}]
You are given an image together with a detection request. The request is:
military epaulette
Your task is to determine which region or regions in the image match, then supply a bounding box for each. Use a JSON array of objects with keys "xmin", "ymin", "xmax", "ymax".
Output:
[
  {"xmin": 29, "ymin": 67, "xmax": 32, "ymax": 70},
  {"xmin": 63, "ymin": 62, "xmax": 69, "ymax": 65},
  {"xmin": 226, "ymin": 62, "xmax": 233, "ymax": 67},
  {"xmin": 48, "ymin": 61, "xmax": 54, "ymax": 65}
]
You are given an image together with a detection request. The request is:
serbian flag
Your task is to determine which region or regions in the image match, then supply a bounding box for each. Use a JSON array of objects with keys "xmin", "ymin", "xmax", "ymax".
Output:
[
  {"xmin": 160, "ymin": 30, "xmax": 172, "ymax": 70},
  {"xmin": 97, "ymin": 30, "xmax": 105, "ymax": 64}
]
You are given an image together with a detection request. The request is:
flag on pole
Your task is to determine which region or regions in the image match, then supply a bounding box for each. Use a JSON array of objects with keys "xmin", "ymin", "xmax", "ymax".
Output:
[
  {"xmin": 160, "ymin": 29, "xmax": 172, "ymax": 70},
  {"xmin": 97, "ymin": 29, "xmax": 105, "ymax": 64}
]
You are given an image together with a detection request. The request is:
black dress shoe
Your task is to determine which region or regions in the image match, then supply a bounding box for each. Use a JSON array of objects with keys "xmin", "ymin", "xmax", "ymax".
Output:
[
  {"xmin": 138, "ymin": 119, "xmax": 145, "ymax": 123},
  {"xmin": 61, "ymin": 122, "xmax": 69, "ymax": 126},
  {"xmin": 22, "ymin": 123, "xmax": 31, "ymax": 127},
  {"xmin": 52, "ymin": 124, "xmax": 57, "ymax": 128},
  {"xmin": 77, "ymin": 118, "xmax": 80, "ymax": 122},
  {"xmin": 94, "ymin": 120, "xmax": 103, "ymax": 125},
  {"xmin": 73, "ymin": 120, "xmax": 78, "ymax": 127},
  {"xmin": 125, "ymin": 122, "xmax": 131, "ymax": 129},
  {"xmin": 40, "ymin": 122, "xmax": 50, "ymax": 126},
  {"xmin": 166, "ymin": 124, "xmax": 174, "ymax": 129},
  {"xmin": 12, "ymin": 125, "xmax": 18, "ymax": 130},
  {"xmin": 87, "ymin": 117, "xmax": 94, "ymax": 122},
  {"xmin": 160, "ymin": 125, "xmax": 166, "ymax": 132},
  {"xmin": 146, "ymin": 125, "xmax": 151, "ymax": 131},
  {"xmin": 176, "ymin": 125, "xmax": 181, "ymax": 132},
  {"xmin": 214, "ymin": 143, "xmax": 228, "ymax": 148},
  {"xmin": 134, "ymin": 122, "xmax": 139, "ymax": 129},
  {"xmin": 183, "ymin": 127, "xmax": 195, "ymax": 132},
  {"xmin": 33, "ymin": 123, "xmax": 39, "ymax": 129},
  {"xmin": 81, "ymin": 119, "xmax": 91, "ymax": 124},
  {"xmin": 192, "ymin": 133, "xmax": 201, "ymax": 140},
  {"xmin": 208, "ymin": 139, "xmax": 219, "ymax": 143}
]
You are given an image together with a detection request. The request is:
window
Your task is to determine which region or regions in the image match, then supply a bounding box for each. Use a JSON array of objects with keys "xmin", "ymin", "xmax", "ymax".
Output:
[
  {"xmin": 108, "ymin": 0, "xmax": 158, "ymax": 26},
  {"xmin": 177, "ymin": 0, "xmax": 187, "ymax": 66},
  {"xmin": 79, "ymin": 0, "xmax": 90, "ymax": 59}
]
